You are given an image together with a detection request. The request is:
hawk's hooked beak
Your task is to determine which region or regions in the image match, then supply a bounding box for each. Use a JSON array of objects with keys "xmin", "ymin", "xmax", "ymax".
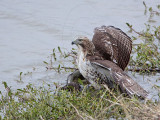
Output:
[{"xmin": 71, "ymin": 39, "xmax": 81, "ymax": 45}]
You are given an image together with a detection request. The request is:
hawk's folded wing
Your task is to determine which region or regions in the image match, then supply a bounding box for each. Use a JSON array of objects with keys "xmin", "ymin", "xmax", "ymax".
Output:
[{"xmin": 91, "ymin": 60, "xmax": 148, "ymax": 98}]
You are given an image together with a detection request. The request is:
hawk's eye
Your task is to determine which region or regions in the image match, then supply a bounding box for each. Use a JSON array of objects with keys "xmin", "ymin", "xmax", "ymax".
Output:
[{"xmin": 78, "ymin": 39, "xmax": 82, "ymax": 41}]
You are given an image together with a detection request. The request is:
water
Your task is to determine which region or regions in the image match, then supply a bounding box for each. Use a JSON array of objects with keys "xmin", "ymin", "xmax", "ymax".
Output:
[{"xmin": 0, "ymin": 0, "xmax": 160, "ymax": 100}]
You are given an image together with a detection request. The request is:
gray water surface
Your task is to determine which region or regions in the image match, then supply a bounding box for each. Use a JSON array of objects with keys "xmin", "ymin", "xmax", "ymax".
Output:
[{"xmin": 0, "ymin": 0, "xmax": 160, "ymax": 100}]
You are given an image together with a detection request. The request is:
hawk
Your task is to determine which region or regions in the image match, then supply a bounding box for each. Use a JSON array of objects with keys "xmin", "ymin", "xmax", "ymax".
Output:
[
  {"xmin": 67, "ymin": 25, "xmax": 132, "ymax": 84},
  {"xmin": 71, "ymin": 38, "xmax": 148, "ymax": 98}
]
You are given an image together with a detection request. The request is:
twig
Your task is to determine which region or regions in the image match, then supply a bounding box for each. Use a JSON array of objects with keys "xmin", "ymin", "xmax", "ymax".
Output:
[
  {"xmin": 70, "ymin": 103, "xmax": 86, "ymax": 120},
  {"xmin": 39, "ymin": 115, "xmax": 44, "ymax": 120},
  {"xmin": 96, "ymin": 102, "xmax": 119, "ymax": 119},
  {"xmin": 61, "ymin": 67, "xmax": 76, "ymax": 69},
  {"xmin": 126, "ymin": 23, "xmax": 154, "ymax": 37},
  {"xmin": 46, "ymin": 66, "xmax": 76, "ymax": 70},
  {"xmin": 130, "ymin": 27, "xmax": 146, "ymax": 36},
  {"xmin": 127, "ymin": 68, "xmax": 160, "ymax": 72}
]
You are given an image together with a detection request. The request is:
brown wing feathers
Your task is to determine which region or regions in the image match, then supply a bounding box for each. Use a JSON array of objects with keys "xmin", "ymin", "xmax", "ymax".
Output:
[
  {"xmin": 91, "ymin": 60, "xmax": 148, "ymax": 98},
  {"xmin": 91, "ymin": 26, "xmax": 148, "ymax": 98},
  {"xmin": 92, "ymin": 26, "xmax": 132, "ymax": 70},
  {"xmin": 111, "ymin": 71, "xmax": 148, "ymax": 98}
]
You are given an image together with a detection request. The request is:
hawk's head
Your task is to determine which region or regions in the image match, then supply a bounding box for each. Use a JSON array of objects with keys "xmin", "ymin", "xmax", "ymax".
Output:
[{"xmin": 72, "ymin": 37, "xmax": 95, "ymax": 56}]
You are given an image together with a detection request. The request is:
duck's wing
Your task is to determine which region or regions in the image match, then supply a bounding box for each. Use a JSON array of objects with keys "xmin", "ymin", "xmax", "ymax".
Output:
[
  {"xmin": 92, "ymin": 25, "xmax": 132, "ymax": 70},
  {"xmin": 90, "ymin": 60, "xmax": 148, "ymax": 99}
]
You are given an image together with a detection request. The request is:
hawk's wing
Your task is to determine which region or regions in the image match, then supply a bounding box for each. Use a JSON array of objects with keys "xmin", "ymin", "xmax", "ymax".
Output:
[
  {"xmin": 90, "ymin": 60, "xmax": 148, "ymax": 99},
  {"xmin": 92, "ymin": 25, "xmax": 132, "ymax": 70}
]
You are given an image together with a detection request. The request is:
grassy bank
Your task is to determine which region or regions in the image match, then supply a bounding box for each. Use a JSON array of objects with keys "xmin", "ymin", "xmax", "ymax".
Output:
[{"xmin": 0, "ymin": 83, "xmax": 160, "ymax": 120}]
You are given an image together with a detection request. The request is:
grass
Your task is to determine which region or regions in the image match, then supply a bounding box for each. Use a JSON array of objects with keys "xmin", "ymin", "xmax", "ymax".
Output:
[{"xmin": 0, "ymin": 83, "xmax": 160, "ymax": 120}]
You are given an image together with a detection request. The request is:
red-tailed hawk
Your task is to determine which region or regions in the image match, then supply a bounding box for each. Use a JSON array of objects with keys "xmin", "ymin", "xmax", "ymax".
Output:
[
  {"xmin": 71, "ymin": 38, "xmax": 148, "ymax": 98},
  {"xmin": 67, "ymin": 25, "xmax": 132, "ymax": 84}
]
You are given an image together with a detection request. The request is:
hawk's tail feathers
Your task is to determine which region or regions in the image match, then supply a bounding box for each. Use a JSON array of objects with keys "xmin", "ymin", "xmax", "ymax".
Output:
[{"xmin": 111, "ymin": 71, "xmax": 148, "ymax": 99}]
